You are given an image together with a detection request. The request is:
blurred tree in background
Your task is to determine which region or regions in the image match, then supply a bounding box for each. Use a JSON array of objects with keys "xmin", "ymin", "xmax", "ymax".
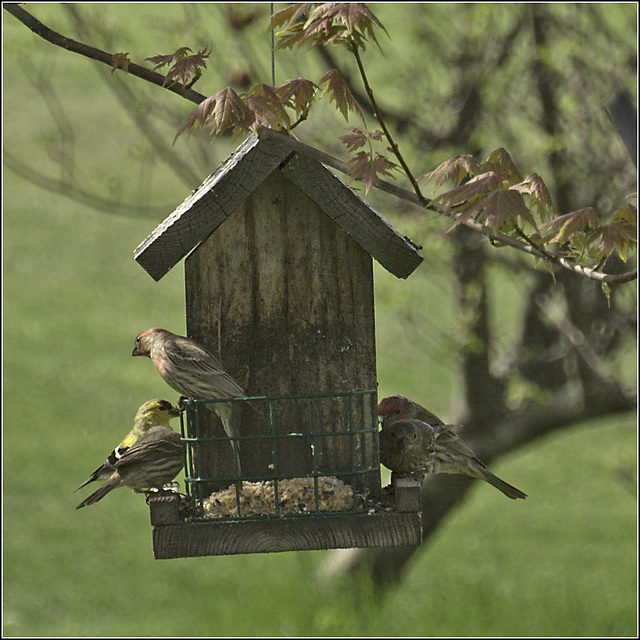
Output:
[{"xmin": 4, "ymin": 2, "xmax": 636, "ymax": 591}]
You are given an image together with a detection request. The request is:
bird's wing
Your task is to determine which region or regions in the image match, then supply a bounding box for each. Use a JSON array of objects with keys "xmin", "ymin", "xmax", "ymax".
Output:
[
  {"xmin": 433, "ymin": 425, "xmax": 478, "ymax": 459},
  {"xmin": 114, "ymin": 427, "xmax": 182, "ymax": 470},
  {"xmin": 163, "ymin": 337, "xmax": 246, "ymax": 397}
]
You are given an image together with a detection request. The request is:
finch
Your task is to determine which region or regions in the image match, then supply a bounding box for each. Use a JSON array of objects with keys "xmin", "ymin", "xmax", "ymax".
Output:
[
  {"xmin": 75, "ymin": 399, "xmax": 180, "ymax": 493},
  {"xmin": 377, "ymin": 393, "xmax": 444, "ymax": 427},
  {"xmin": 76, "ymin": 425, "xmax": 184, "ymax": 509},
  {"xmin": 132, "ymin": 328, "xmax": 247, "ymax": 470},
  {"xmin": 378, "ymin": 403, "xmax": 527, "ymax": 500}
]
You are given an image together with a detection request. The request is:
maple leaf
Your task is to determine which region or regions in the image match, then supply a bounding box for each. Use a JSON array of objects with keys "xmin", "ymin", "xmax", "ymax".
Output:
[
  {"xmin": 146, "ymin": 49, "xmax": 186, "ymax": 70},
  {"xmin": 111, "ymin": 52, "xmax": 130, "ymax": 75},
  {"xmin": 269, "ymin": 3, "xmax": 385, "ymax": 52},
  {"xmin": 304, "ymin": 3, "xmax": 386, "ymax": 49},
  {"xmin": 481, "ymin": 147, "xmax": 523, "ymax": 184},
  {"xmin": 267, "ymin": 3, "xmax": 313, "ymax": 34},
  {"xmin": 539, "ymin": 207, "xmax": 599, "ymax": 245},
  {"xmin": 242, "ymin": 83, "xmax": 290, "ymax": 132},
  {"xmin": 146, "ymin": 46, "xmax": 209, "ymax": 87},
  {"xmin": 477, "ymin": 189, "xmax": 536, "ymax": 230},
  {"xmin": 611, "ymin": 202, "xmax": 637, "ymax": 226},
  {"xmin": 588, "ymin": 222, "xmax": 638, "ymax": 261},
  {"xmin": 319, "ymin": 69, "xmax": 364, "ymax": 121},
  {"xmin": 510, "ymin": 173, "xmax": 556, "ymax": 221},
  {"xmin": 275, "ymin": 77, "xmax": 318, "ymax": 119},
  {"xmin": 346, "ymin": 151, "xmax": 398, "ymax": 194},
  {"xmin": 448, "ymin": 188, "xmax": 535, "ymax": 232},
  {"xmin": 338, "ymin": 126, "xmax": 383, "ymax": 152},
  {"xmin": 423, "ymin": 155, "xmax": 482, "ymax": 189},
  {"xmin": 433, "ymin": 171, "xmax": 502, "ymax": 208},
  {"xmin": 174, "ymin": 87, "xmax": 246, "ymax": 142}
]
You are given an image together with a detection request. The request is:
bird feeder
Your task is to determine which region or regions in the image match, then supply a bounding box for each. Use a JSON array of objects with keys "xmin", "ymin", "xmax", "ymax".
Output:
[{"xmin": 134, "ymin": 132, "xmax": 424, "ymax": 558}]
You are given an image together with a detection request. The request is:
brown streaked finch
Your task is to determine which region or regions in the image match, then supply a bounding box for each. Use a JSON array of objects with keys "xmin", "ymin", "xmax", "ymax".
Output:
[
  {"xmin": 76, "ymin": 425, "xmax": 184, "ymax": 509},
  {"xmin": 379, "ymin": 416, "xmax": 527, "ymax": 500},
  {"xmin": 132, "ymin": 328, "xmax": 247, "ymax": 468},
  {"xmin": 377, "ymin": 393, "xmax": 445, "ymax": 428},
  {"xmin": 75, "ymin": 399, "xmax": 180, "ymax": 493}
]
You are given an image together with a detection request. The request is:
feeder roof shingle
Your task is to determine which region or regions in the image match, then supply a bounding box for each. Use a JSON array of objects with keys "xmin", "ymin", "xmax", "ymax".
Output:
[{"xmin": 134, "ymin": 134, "xmax": 423, "ymax": 281}]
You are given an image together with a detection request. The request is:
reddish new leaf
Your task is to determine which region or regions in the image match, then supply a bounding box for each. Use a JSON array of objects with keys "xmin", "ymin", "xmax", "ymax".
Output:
[
  {"xmin": 447, "ymin": 186, "xmax": 535, "ymax": 231},
  {"xmin": 433, "ymin": 171, "xmax": 502, "ymax": 208},
  {"xmin": 111, "ymin": 52, "xmax": 130, "ymax": 75},
  {"xmin": 589, "ymin": 222, "xmax": 638, "ymax": 261},
  {"xmin": 339, "ymin": 126, "xmax": 383, "ymax": 152},
  {"xmin": 319, "ymin": 69, "xmax": 363, "ymax": 121},
  {"xmin": 511, "ymin": 173, "xmax": 556, "ymax": 221},
  {"xmin": 146, "ymin": 48, "xmax": 190, "ymax": 70},
  {"xmin": 481, "ymin": 147, "xmax": 523, "ymax": 183},
  {"xmin": 475, "ymin": 189, "xmax": 536, "ymax": 230},
  {"xmin": 346, "ymin": 151, "xmax": 398, "ymax": 194},
  {"xmin": 174, "ymin": 87, "xmax": 246, "ymax": 142},
  {"xmin": 275, "ymin": 77, "xmax": 318, "ymax": 119},
  {"xmin": 146, "ymin": 46, "xmax": 209, "ymax": 87},
  {"xmin": 269, "ymin": 2, "xmax": 385, "ymax": 51},
  {"xmin": 267, "ymin": 3, "xmax": 314, "ymax": 34},
  {"xmin": 243, "ymin": 83, "xmax": 290, "ymax": 132},
  {"xmin": 539, "ymin": 207, "xmax": 599, "ymax": 245},
  {"xmin": 304, "ymin": 3, "xmax": 386, "ymax": 48},
  {"xmin": 423, "ymin": 155, "xmax": 482, "ymax": 189}
]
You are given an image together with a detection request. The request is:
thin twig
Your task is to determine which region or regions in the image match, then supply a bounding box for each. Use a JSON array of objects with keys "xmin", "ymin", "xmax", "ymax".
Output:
[{"xmin": 350, "ymin": 44, "xmax": 428, "ymax": 206}]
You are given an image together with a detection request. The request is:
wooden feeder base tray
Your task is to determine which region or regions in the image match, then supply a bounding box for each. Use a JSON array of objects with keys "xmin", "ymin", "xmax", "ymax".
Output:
[{"xmin": 149, "ymin": 478, "xmax": 422, "ymax": 558}]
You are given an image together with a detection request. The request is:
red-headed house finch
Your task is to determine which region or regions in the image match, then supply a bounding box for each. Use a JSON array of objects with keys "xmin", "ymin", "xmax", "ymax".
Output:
[
  {"xmin": 75, "ymin": 399, "xmax": 180, "ymax": 493},
  {"xmin": 377, "ymin": 393, "xmax": 445, "ymax": 427},
  {"xmin": 132, "ymin": 328, "xmax": 247, "ymax": 467},
  {"xmin": 378, "ymin": 397, "xmax": 527, "ymax": 500},
  {"xmin": 76, "ymin": 425, "xmax": 184, "ymax": 509}
]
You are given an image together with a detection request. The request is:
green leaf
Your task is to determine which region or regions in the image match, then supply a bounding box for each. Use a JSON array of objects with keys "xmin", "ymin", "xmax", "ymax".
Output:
[{"xmin": 601, "ymin": 281, "xmax": 611, "ymax": 307}]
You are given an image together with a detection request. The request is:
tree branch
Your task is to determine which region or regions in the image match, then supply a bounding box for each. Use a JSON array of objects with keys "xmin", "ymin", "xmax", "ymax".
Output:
[
  {"xmin": 5, "ymin": 3, "xmax": 636, "ymax": 286},
  {"xmin": 3, "ymin": 3, "xmax": 206, "ymax": 105},
  {"xmin": 259, "ymin": 128, "xmax": 637, "ymax": 285}
]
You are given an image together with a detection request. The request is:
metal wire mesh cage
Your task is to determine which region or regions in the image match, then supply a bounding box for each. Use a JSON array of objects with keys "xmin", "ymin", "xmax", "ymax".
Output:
[
  {"xmin": 180, "ymin": 390, "xmax": 380, "ymax": 521},
  {"xmin": 148, "ymin": 390, "xmax": 422, "ymax": 558}
]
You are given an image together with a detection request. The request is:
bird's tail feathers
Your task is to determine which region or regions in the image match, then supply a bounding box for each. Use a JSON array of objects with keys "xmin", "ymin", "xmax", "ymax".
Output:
[
  {"xmin": 481, "ymin": 470, "xmax": 527, "ymax": 500},
  {"xmin": 76, "ymin": 475, "xmax": 121, "ymax": 509},
  {"xmin": 74, "ymin": 475, "xmax": 97, "ymax": 493}
]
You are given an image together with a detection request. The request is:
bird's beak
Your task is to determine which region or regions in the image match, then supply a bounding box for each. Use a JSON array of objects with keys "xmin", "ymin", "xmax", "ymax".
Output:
[
  {"xmin": 169, "ymin": 406, "xmax": 181, "ymax": 417},
  {"xmin": 132, "ymin": 345, "xmax": 140, "ymax": 356}
]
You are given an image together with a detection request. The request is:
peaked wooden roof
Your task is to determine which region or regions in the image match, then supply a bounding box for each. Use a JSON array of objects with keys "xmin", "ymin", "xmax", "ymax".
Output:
[{"xmin": 134, "ymin": 134, "xmax": 424, "ymax": 281}]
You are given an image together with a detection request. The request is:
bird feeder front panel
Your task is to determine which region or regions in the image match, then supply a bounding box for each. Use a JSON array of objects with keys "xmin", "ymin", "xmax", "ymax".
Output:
[{"xmin": 183, "ymin": 169, "xmax": 379, "ymax": 492}]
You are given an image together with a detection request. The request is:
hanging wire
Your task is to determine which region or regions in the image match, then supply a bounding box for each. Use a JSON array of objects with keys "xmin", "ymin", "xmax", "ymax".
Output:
[{"xmin": 270, "ymin": 3, "xmax": 276, "ymax": 85}]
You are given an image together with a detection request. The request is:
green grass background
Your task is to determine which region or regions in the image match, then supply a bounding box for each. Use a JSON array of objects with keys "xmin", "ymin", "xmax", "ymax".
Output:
[{"xmin": 3, "ymin": 4, "xmax": 637, "ymax": 637}]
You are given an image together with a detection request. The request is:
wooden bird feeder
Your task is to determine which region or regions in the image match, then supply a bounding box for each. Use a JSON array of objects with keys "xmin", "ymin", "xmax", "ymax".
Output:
[{"xmin": 134, "ymin": 131, "xmax": 424, "ymax": 558}]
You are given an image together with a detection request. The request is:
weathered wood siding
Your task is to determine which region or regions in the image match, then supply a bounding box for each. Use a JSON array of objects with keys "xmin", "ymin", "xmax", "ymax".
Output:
[{"xmin": 184, "ymin": 170, "xmax": 379, "ymax": 493}]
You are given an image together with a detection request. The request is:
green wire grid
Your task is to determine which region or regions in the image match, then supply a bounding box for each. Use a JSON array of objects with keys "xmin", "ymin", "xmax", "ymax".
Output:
[{"xmin": 179, "ymin": 390, "xmax": 380, "ymax": 521}]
